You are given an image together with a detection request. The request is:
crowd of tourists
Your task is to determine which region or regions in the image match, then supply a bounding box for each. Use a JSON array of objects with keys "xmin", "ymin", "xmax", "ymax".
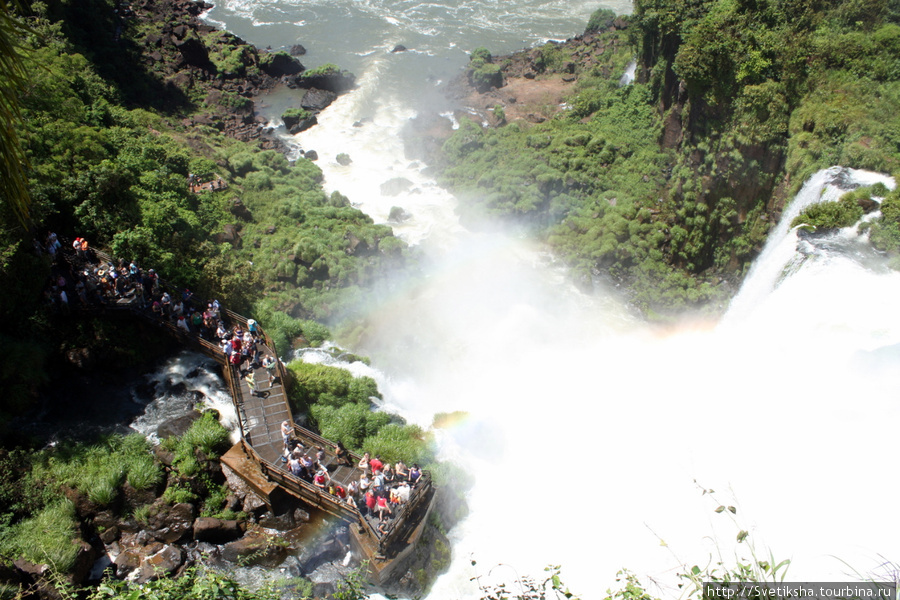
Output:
[
  {"xmin": 37, "ymin": 233, "xmax": 280, "ymax": 389},
  {"xmin": 279, "ymin": 422, "xmax": 423, "ymax": 532}
]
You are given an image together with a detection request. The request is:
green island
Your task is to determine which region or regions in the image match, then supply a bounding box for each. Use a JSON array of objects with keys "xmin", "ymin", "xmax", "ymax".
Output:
[{"xmin": 1, "ymin": 0, "xmax": 899, "ymax": 597}]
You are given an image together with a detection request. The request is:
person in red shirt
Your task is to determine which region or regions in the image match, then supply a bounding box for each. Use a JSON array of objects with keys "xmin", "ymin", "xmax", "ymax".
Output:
[{"xmin": 369, "ymin": 455, "xmax": 383, "ymax": 473}]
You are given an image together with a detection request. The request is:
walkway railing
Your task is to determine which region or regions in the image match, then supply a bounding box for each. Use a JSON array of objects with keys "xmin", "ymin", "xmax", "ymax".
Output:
[{"xmin": 61, "ymin": 239, "xmax": 434, "ymax": 556}]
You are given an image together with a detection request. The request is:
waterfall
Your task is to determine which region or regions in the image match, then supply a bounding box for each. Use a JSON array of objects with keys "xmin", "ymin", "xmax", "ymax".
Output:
[{"xmin": 725, "ymin": 167, "xmax": 896, "ymax": 323}]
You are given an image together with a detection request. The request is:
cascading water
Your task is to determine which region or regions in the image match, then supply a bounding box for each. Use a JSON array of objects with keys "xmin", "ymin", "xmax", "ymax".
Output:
[
  {"xmin": 129, "ymin": 351, "xmax": 241, "ymax": 443},
  {"xmin": 198, "ymin": 2, "xmax": 900, "ymax": 597}
]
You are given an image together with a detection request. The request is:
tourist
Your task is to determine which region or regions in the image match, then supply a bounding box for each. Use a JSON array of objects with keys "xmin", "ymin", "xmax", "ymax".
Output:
[
  {"xmin": 359, "ymin": 472, "xmax": 371, "ymax": 493},
  {"xmin": 408, "ymin": 464, "xmax": 422, "ymax": 485},
  {"xmin": 373, "ymin": 470, "xmax": 385, "ymax": 495},
  {"xmin": 334, "ymin": 441, "xmax": 351, "ymax": 466},
  {"xmin": 396, "ymin": 480, "xmax": 411, "ymax": 504},
  {"xmin": 383, "ymin": 464, "xmax": 395, "ymax": 486},
  {"xmin": 395, "ymin": 461, "xmax": 408, "ymax": 479},
  {"xmin": 288, "ymin": 454, "xmax": 301, "ymax": 476},
  {"xmin": 280, "ymin": 420, "xmax": 292, "ymax": 447},
  {"xmin": 313, "ymin": 469, "xmax": 330, "ymax": 489},
  {"xmin": 369, "ymin": 455, "xmax": 384, "ymax": 473},
  {"xmin": 262, "ymin": 355, "xmax": 277, "ymax": 386},
  {"xmin": 176, "ymin": 315, "xmax": 190, "ymax": 333},
  {"xmin": 364, "ymin": 489, "xmax": 376, "ymax": 516},
  {"xmin": 244, "ymin": 371, "xmax": 257, "ymax": 396},
  {"xmin": 358, "ymin": 452, "xmax": 370, "ymax": 471},
  {"xmin": 376, "ymin": 494, "xmax": 392, "ymax": 522},
  {"xmin": 300, "ymin": 455, "xmax": 315, "ymax": 480}
]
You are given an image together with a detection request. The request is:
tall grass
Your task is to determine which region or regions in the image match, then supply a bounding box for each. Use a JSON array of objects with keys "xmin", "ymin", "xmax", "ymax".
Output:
[
  {"xmin": 33, "ymin": 433, "xmax": 160, "ymax": 508},
  {"xmin": 0, "ymin": 500, "xmax": 79, "ymax": 573}
]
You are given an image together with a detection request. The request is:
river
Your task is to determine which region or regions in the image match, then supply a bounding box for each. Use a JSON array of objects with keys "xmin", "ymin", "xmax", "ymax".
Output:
[{"xmin": 196, "ymin": 2, "xmax": 900, "ymax": 597}]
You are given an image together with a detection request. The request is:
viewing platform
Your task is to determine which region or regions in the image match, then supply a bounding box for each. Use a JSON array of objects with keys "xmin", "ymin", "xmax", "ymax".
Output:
[{"xmin": 63, "ymin": 243, "xmax": 436, "ymax": 584}]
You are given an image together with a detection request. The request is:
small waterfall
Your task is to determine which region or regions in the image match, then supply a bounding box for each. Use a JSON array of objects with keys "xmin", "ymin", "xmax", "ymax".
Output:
[
  {"xmin": 724, "ymin": 166, "xmax": 895, "ymax": 323},
  {"xmin": 129, "ymin": 351, "xmax": 241, "ymax": 443},
  {"xmin": 618, "ymin": 59, "xmax": 636, "ymax": 86}
]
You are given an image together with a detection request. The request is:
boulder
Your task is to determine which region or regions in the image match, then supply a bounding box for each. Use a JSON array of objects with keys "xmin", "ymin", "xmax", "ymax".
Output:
[
  {"xmin": 857, "ymin": 195, "xmax": 880, "ymax": 213},
  {"xmin": 149, "ymin": 503, "xmax": 195, "ymax": 544},
  {"xmin": 174, "ymin": 36, "xmax": 212, "ymax": 69},
  {"xmin": 133, "ymin": 545, "xmax": 183, "ymax": 584},
  {"xmin": 300, "ymin": 88, "xmax": 338, "ymax": 111},
  {"xmin": 391, "ymin": 44, "xmax": 407, "ymax": 53},
  {"xmin": 304, "ymin": 150, "xmax": 319, "ymax": 161},
  {"xmin": 289, "ymin": 44, "xmax": 307, "ymax": 56},
  {"xmin": 261, "ymin": 51, "xmax": 304, "ymax": 77},
  {"xmin": 230, "ymin": 198, "xmax": 253, "ymax": 221},
  {"xmin": 380, "ymin": 177, "xmax": 413, "ymax": 196},
  {"xmin": 193, "ymin": 517, "xmax": 243, "ymax": 544},
  {"xmin": 221, "ymin": 529, "xmax": 288, "ymax": 567},
  {"xmin": 297, "ymin": 69, "xmax": 356, "ymax": 93},
  {"xmin": 218, "ymin": 224, "xmax": 243, "ymax": 249},
  {"xmin": 388, "ymin": 206, "xmax": 411, "ymax": 222},
  {"xmin": 156, "ymin": 412, "xmax": 202, "ymax": 439}
]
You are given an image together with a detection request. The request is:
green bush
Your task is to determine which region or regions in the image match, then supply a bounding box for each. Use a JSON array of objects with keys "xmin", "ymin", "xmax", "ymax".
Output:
[
  {"xmin": 586, "ymin": 8, "xmax": 616, "ymax": 33},
  {"xmin": 790, "ymin": 192, "xmax": 865, "ymax": 230},
  {"xmin": 286, "ymin": 361, "xmax": 381, "ymax": 411},
  {"xmin": 177, "ymin": 412, "xmax": 231, "ymax": 459},
  {"xmin": 361, "ymin": 423, "xmax": 430, "ymax": 465}
]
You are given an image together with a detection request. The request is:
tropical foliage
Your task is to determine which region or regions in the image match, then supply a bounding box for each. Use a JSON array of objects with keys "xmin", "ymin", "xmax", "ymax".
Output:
[{"xmin": 440, "ymin": 0, "xmax": 900, "ymax": 317}]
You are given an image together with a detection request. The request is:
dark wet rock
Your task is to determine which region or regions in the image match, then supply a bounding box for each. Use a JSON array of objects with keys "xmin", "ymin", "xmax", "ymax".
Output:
[
  {"xmin": 66, "ymin": 347, "xmax": 96, "ymax": 370},
  {"xmin": 392, "ymin": 44, "xmax": 407, "ymax": 53},
  {"xmin": 304, "ymin": 150, "xmax": 319, "ymax": 161},
  {"xmin": 156, "ymin": 412, "xmax": 202, "ymax": 439},
  {"xmin": 217, "ymin": 223, "xmax": 243, "ymax": 249},
  {"xmin": 174, "ymin": 36, "xmax": 212, "ymax": 69},
  {"xmin": 148, "ymin": 503, "xmax": 195, "ymax": 544},
  {"xmin": 296, "ymin": 68, "xmax": 356, "ymax": 93},
  {"xmin": 134, "ymin": 544, "xmax": 183, "ymax": 584},
  {"xmin": 260, "ymin": 51, "xmax": 304, "ymax": 77},
  {"xmin": 222, "ymin": 529, "xmax": 288, "ymax": 567},
  {"xmin": 257, "ymin": 510, "xmax": 296, "ymax": 531},
  {"xmin": 295, "ymin": 534, "xmax": 345, "ymax": 576},
  {"xmin": 289, "ymin": 44, "xmax": 307, "ymax": 56},
  {"xmin": 300, "ymin": 88, "xmax": 338, "ymax": 111},
  {"xmin": 857, "ymin": 195, "xmax": 880, "ymax": 213},
  {"xmin": 193, "ymin": 517, "xmax": 243, "ymax": 544}
]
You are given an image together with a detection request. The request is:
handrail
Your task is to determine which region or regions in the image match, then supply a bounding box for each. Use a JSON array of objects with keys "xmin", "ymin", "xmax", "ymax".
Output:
[{"xmin": 62, "ymin": 238, "xmax": 434, "ymax": 555}]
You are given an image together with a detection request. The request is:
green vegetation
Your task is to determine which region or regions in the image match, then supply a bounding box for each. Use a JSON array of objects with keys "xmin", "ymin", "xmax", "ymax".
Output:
[
  {"xmin": 467, "ymin": 47, "xmax": 503, "ymax": 92},
  {"xmin": 440, "ymin": 1, "xmax": 900, "ymax": 317},
  {"xmin": 0, "ymin": 499, "xmax": 80, "ymax": 573},
  {"xmin": 791, "ymin": 190, "xmax": 871, "ymax": 231},
  {"xmin": 0, "ymin": 0, "xmax": 409, "ymax": 421},
  {"xmin": 286, "ymin": 360, "xmax": 431, "ymax": 466},
  {"xmin": 32, "ymin": 433, "xmax": 161, "ymax": 507}
]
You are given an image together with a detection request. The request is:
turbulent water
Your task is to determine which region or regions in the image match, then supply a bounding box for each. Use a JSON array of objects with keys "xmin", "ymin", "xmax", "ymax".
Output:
[{"xmin": 194, "ymin": 2, "xmax": 900, "ymax": 597}]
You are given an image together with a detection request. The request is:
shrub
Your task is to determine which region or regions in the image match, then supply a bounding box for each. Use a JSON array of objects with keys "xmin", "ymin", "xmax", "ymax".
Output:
[
  {"xmin": 361, "ymin": 423, "xmax": 430, "ymax": 465},
  {"xmin": 178, "ymin": 411, "xmax": 231, "ymax": 458},
  {"xmin": 586, "ymin": 8, "xmax": 616, "ymax": 33},
  {"xmin": 790, "ymin": 192, "xmax": 865, "ymax": 230}
]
